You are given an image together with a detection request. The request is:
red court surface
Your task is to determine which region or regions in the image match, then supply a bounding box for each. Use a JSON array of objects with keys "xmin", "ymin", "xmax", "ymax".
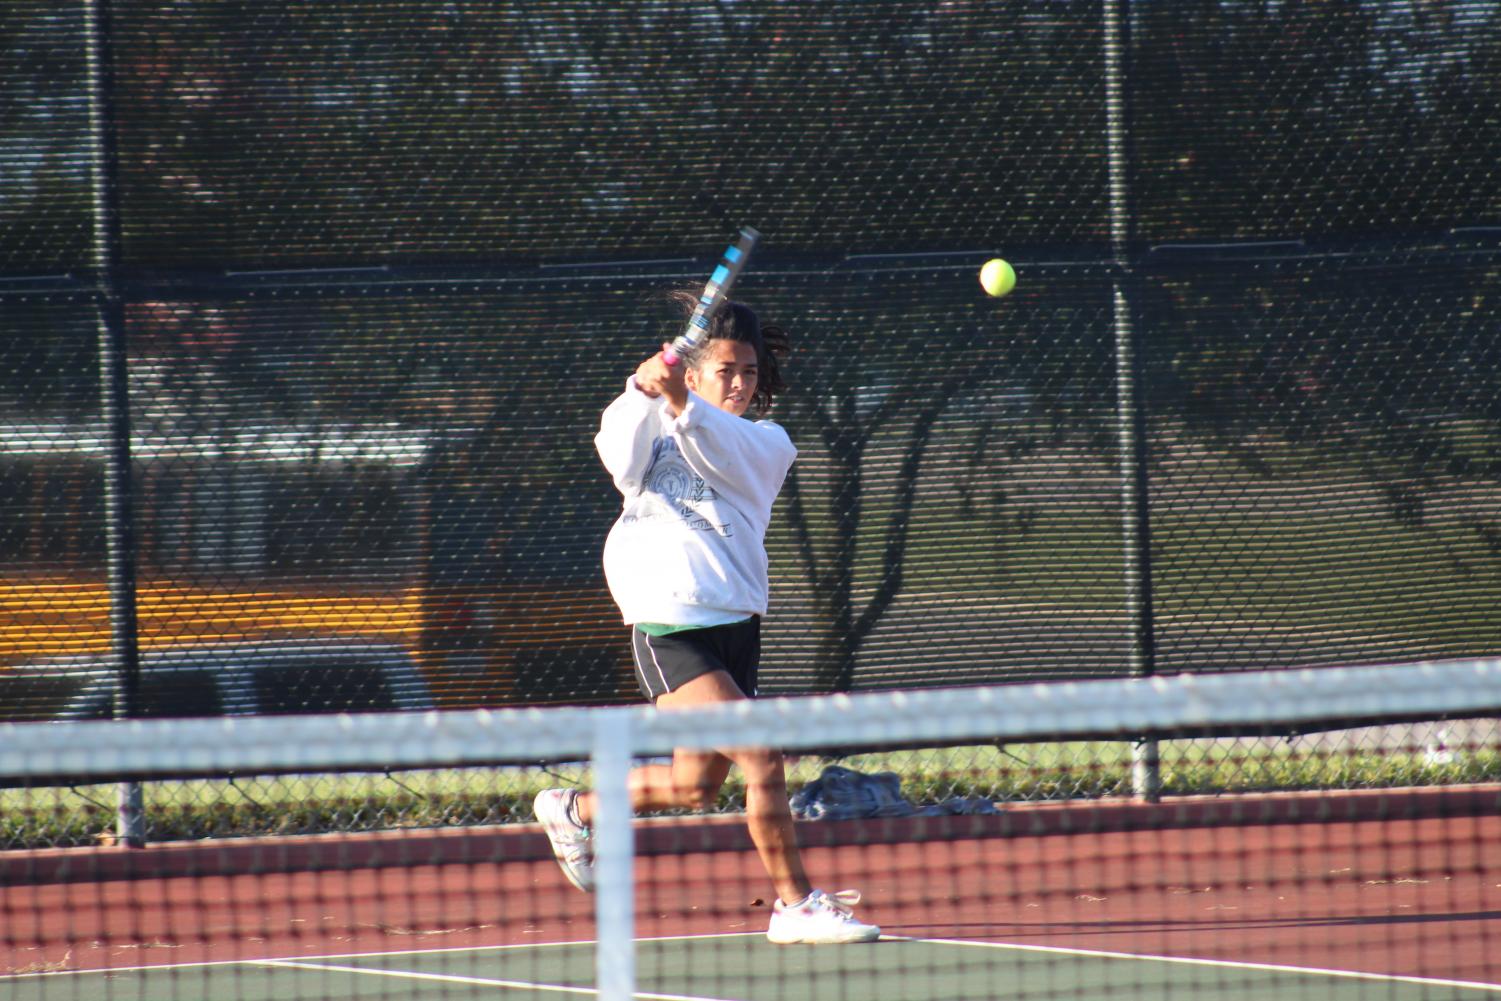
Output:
[{"xmin": 4, "ymin": 791, "xmax": 1499, "ymax": 991}]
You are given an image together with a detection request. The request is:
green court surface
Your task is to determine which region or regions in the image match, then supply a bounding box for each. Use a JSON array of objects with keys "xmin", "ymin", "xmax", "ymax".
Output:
[{"xmin": 9, "ymin": 933, "xmax": 1498, "ymax": 1001}]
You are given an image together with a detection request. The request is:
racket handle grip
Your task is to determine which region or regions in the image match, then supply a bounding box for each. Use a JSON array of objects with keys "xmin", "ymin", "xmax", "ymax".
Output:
[{"xmin": 664, "ymin": 309, "xmax": 712, "ymax": 366}]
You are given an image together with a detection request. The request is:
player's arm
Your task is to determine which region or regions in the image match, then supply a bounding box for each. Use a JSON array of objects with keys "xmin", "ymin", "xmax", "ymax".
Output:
[
  {"xmin": 595, "ymin": 376, "xmax": 668, "ymax": 497},
  {"xmin": 671, "ymin": 403, "xmax": 796, "ymax": 517}
]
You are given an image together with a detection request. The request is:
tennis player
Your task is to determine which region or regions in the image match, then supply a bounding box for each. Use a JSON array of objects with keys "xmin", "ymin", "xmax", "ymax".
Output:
[{"xmin": 536, "ymin": 293, "xmax": 879, "ymax": 945}]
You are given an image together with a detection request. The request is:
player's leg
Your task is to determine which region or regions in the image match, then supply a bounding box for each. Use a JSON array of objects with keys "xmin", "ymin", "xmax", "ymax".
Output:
[
  {"xmin": 621, "ymin": 746, "xmax": 733, "ymax": 814},
  {"xmin": 552, "ymin": 667, "xmax": 808, "ymax": 900},
  {"xmin": 535, "ymin": 626, "xmax": 737, "ymax": 894},
  {"xmin": 571, "ymin": 673, "xmax": 744, "ymax": 818},
  {"xmin": 647, "ymin": 669, "xmax": 812, "ymax": 906},
  {"xmin": 626, "ymin": 670, "xmax": 877, "ymax": 944},
  {"xmin": 731, "ymin": 744, "xmax": 811, "ymax": 906},
  {"xmin": 536, "ymin": 621, "xmax": 875, "ymax": 939}
]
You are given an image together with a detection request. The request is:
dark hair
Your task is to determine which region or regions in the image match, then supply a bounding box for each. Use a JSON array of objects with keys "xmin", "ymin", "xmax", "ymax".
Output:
[{"xmin": 666, "ymin": 289, "xmax": 789, "ymax": 415}]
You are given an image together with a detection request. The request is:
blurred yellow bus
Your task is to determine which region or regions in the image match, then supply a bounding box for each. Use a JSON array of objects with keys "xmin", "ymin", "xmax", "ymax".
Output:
[{"xmin": 0, "ymin": 419, "xmax": 629, "ymax": 716}]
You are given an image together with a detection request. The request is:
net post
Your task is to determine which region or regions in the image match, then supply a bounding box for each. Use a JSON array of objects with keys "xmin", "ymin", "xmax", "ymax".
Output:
[{"xmin": 592, "ymin": 709, "xmax": 636, "ymax": 1001}]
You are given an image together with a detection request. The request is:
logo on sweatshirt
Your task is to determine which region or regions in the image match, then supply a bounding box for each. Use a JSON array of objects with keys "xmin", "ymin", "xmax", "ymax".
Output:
[{"xmin": 639, "ymin": 440, "xmax": 733, "ymax": 537}]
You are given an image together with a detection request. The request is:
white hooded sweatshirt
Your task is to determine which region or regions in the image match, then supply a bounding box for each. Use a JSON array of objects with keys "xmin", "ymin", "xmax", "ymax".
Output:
[{"xmin": 595, "ymin": 377, "xmax": 797, "ymax": 626}]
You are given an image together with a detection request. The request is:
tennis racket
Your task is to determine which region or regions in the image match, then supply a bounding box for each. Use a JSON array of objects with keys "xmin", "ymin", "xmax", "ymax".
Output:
[{"xmin": 663, "ymin": 226, "xmax": 760, "ymax": 366}]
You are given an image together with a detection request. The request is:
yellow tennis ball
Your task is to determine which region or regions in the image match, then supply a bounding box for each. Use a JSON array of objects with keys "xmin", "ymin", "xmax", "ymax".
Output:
[{"xmin": 980, "ymin": 258, "xmax": 1016, "ymax": 298}]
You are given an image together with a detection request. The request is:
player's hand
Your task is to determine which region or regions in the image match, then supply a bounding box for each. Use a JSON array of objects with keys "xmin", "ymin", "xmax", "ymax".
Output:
[{"xmin": 635, "ymin": 344, "xmax": 689, "ymax": 413}]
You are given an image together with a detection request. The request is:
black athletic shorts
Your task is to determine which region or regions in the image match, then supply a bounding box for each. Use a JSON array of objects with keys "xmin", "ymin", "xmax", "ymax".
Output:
[{"xmin": 630, "ymin": 616, "xmax": 761, "ymax": 702}]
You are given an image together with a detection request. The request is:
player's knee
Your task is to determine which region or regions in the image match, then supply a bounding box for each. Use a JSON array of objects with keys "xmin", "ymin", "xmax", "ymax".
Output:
[
  {"xmin": 735, "ymin": 748, "xmax": 787, "ymax": 788},
  {"xmin": 674, "ymin": 783, "xmax": 720, "ymax": 812}
]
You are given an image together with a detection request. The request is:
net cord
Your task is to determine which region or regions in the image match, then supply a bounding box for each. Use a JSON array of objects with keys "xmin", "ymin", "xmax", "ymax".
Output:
[{"xmin": 2, "ymin": 658, "xmax": 1499, "ymax": 783}]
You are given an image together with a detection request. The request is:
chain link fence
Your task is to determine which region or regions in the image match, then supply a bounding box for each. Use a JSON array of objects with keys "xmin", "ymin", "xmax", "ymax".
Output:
[{"xmin": 2, "ymin": 1, "xmax": 1499, "ymax": 847}]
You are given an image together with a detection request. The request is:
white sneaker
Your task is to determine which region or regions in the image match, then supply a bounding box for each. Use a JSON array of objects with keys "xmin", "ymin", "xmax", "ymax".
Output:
[
  {"xmin": 766, "ymin": 889, "xmax": 880, "ymax": 944},
  {"xmin": 534, "ymin": 788, "xmax": 594, "ymax": 892}
]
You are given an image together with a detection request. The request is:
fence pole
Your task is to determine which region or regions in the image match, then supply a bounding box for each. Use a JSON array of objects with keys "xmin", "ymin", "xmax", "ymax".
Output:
[
  {"xmin": 1104, "ymin": 0, "xmax": 1160, "ymax": 800},
  {"xmin": 82, "ymin": 0, "xmax": 145, "ymax": 845}
]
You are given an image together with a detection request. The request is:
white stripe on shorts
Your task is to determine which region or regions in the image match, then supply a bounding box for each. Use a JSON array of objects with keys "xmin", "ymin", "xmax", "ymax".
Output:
[{"xmin": 631, "ymin": 629, "xmax": 671, "ymax": 700}]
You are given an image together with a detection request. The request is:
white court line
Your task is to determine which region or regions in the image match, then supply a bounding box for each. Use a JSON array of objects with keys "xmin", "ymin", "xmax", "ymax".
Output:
[
  {"xmin": 0, "ymin": 937, "xmax": 592, "ymax": 981},
  {"xmin": 881, "ymin": 934, "xmax": 1501, "ymax": 994},
  {"xmin": 21, "ymin": 927, "xmax": 1496, "ymax": 996},
  {"xmin": 0, "ymin": 932, "xmax": 761, "ymax": 983},
  {"xmin": 253, "ymin": 957, "xmax": 741, "ymax": 1001}
]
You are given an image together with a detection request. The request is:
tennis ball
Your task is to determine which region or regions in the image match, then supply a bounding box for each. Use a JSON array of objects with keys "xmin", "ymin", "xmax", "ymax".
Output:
[{"xmin": 980, "ymin": 258, "xmax": 1016, "ymax": 298}]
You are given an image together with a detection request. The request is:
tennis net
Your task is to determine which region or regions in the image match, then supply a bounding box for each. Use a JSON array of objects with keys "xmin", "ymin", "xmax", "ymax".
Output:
[{"xmin": 3, "ymin": 659, "xmax": 1500, "ymax": 1000}]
